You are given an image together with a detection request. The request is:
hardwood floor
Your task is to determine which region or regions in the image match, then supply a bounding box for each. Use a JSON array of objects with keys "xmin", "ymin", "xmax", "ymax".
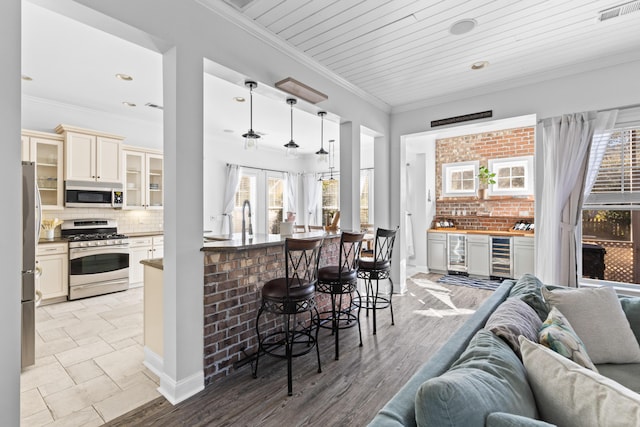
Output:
[{"xmin": 105, "ymin": 273, "xmax": 493, "ymax": 427}]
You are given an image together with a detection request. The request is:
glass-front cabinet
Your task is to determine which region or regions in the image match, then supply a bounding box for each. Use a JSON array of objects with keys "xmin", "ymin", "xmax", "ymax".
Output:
[
  {"xmin": 21, "ymin": 130, "xmax": 64, "ymax": 209},
  {"xmin": 123, "ymin": 147, "xmax": 163, "ymax": 209}
]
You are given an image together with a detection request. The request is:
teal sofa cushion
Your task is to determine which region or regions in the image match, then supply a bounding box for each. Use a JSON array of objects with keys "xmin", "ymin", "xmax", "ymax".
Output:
[
  {"xmin": 415, "ymin": 329, "xmax": 538, "ymax": 427},
  {"xmin": 596, "ymin": 363, "xmax": 640, "ymax": 394},
  {"xmin": 619, "ymin": 296, "xmax": 640, "ymax": 344},
  {"xmin": 508, "ymin": 274, "xmax": 549, "ymax": 321},
  {"xmin": 486, "ymin": 412, "xmax": 556, "ymax": 427}
]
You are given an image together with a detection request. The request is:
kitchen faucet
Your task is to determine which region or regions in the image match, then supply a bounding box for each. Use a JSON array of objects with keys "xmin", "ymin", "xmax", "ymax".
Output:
[{"xmin": 242, "ymin": 200, "xmax": 253, "ymax": 239}]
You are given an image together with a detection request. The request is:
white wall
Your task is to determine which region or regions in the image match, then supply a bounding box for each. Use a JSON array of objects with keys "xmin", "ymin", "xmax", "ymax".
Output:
[
  {"xmin": 390, "ymin": 59, "xmax": 640, "ymax": 290},
  {"xmin": 22, "ymin": 96, "xmax": 162, "ymax": 149}
]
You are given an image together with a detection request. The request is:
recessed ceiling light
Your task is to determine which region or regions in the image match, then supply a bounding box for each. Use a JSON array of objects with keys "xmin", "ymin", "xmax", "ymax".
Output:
[
  {"xmin": 449, "ymin": 19, "xmax": 477, "ymax": 35},
  {"xmin": 116, "ymin": 73, "xmax": 133, "ymax": 81},
  {"xmin": 122, "ymin": 101, "xmax": 136, "ymax": 107},
  {"xmin": 234, "ymin": 96, "xmax": 246, "ymax": 102},
  {"xmin": 471, "ymin": 61, "xmax": 490, "ymax": 70},
  {"xmin": 223, "ymin": 129, "xmax": 234, "ymax": 133},
  {"xmin": 145, "ymin": 102, "xmax": 163, "ymax": 110},
  {"xmin": 21, "ymin": 74, "xmax": 33, "ymax": 81}
]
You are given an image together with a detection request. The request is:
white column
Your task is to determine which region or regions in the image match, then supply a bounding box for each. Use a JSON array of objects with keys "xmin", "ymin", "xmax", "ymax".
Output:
[
  {"xmin": 1, "ymin": 0, "xmax": 22, "ymax": 423},
  {"xmin": 160, "ymin": 46, "xmax": 204, "ymax": 404},
  {"xmin": 391, "ymin": 136, "xmax": 407, "ymax": 293},
  {"xmin": 373, "ymin": 135, "xmax": 390, "ymax": 227},
  {"xmin": 339, "ymin": 121, "xmax": 361, "ymax": 232}
]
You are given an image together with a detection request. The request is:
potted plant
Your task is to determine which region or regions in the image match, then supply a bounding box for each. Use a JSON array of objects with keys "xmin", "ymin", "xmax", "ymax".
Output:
[{"xmin": 477, "ymin": 165, "xmax": 496, "ymax": 200}]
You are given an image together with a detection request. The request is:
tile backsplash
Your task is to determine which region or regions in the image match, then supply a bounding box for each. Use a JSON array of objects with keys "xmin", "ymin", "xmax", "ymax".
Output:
[{"xmin": 42, "ymin": 208, "xmax": 163, "ymax": 237}]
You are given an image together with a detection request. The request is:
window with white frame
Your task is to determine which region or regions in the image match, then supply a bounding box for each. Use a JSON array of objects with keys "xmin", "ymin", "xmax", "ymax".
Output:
[
  {"xmin": 488, "ymin": 156, "xmax": 534, "ymax": 196},
  {"xmin": 360, "ymin": 169, "xmax": 374, "ymax": 226},
  {"xmin": 321, "ymin": 176, "xmax": 340, "ymax": 226},
  {"xmin": 267, "ymin": 173, "xmax": 284, "ymax": 234},
  {"xmin": 442, "ymin": 161, "xmax": 478, "ymax": 197},
  {"xmin": 232, "ymin": 171, "xmax": 257, "ymax": 233}
]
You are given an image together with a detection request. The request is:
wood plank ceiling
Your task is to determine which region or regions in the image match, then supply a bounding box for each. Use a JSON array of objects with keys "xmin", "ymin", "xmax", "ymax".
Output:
[{"xmin": 221, "ymin": 0, "xmax": 640, "ymax": 110}]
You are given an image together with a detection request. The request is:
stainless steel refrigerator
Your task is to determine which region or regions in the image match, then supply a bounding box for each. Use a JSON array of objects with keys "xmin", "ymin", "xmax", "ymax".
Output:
[{"xmin": 22, "ymin": 161, "xmax": 41, "ymax": 369}]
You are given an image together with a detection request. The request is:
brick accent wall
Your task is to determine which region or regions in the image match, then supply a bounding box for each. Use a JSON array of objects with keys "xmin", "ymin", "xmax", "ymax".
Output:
[
  {"xmin": 203, "ymin": 236, "xmax": 340, "ymax": 385},
  {"xmin": 435, "ymin": 127, "xmax": 535, "ymax": 231}
]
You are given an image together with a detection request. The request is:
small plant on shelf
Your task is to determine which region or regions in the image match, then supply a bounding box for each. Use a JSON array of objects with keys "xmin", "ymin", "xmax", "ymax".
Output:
[
  {"xmin": 477, "ymin": 165, "xmax": 496, "ymax": 186},
  {"xmin": 477, "ymin": 165, "xmax": 496, "ymax": 199}
]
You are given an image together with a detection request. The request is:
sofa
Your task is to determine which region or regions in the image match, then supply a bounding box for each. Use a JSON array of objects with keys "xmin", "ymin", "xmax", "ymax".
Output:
[{"xmin": 368, "ymin": 274, "xmax": 640, "ymax": 427}]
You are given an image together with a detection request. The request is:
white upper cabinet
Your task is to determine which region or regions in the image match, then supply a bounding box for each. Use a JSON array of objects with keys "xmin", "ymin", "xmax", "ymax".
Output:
[
  {"xmin": 21, "ymin": 130, "xmax": 64, "ymax": 210},
  {"xmin": 123, "ymin": 146, "xmax": 163, "ymax": 209},
  {"xmin": 56, "ymin": 124, "xmax": 123, "ymax": 184}
]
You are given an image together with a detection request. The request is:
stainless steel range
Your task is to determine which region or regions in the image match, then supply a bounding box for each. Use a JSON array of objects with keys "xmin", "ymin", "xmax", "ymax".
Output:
[{"xmin": 61, "ymin": 219, "xmax": 130, "ymax": 300}]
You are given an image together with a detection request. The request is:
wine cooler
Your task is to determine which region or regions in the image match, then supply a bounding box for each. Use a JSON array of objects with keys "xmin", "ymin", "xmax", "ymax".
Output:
[
  {"xmin": 490, "ymin": 236, "xmax": 513, "ymax": 279},
  {"xmin": 447, "ymin": 233, "xmax": 467, "ymax": 273}
]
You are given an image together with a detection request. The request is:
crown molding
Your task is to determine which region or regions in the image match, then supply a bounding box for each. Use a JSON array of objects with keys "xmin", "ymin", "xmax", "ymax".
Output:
[{"xmin": 195, "ymin": 0, "xmax": 391, "ymax": 114}]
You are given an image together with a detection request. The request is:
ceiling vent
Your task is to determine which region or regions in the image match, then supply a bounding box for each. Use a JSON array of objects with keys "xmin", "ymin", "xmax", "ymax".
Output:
[
  {"xmin": 599, "ymin": 0, "xmax": 640, "ymax": 21},
  {"xmin": 223, "ymin": 0, "xmax": 257, "ymax": 10}
]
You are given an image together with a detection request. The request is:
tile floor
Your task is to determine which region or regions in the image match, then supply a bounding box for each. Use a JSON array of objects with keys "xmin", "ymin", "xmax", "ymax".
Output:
[{"xmin": 20, "ymin": 287, "xmax": 162, "ymax": 426}]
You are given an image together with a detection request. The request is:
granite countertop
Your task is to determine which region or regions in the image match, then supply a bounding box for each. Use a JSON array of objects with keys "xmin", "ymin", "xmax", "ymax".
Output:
[
  {"xmin": 141, "ymin": 258, "xmax": 163, "ymax": 270},
  {"xmin": 202, "ymin": 230, "xmax": 341, "ymax": 252},
  {"xmin": 428, "ymin": 229, "xmax": 534, "ymax": 237},
  {"xmin": 126, "ymin": 231, "xmax": 164, "ymax": 237}
]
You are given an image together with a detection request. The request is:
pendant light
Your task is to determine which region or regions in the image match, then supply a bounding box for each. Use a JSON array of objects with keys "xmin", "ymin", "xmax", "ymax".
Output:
[
  {"xmin": 315, "ymin": 111, "xmax": 329, "ymax": 163},
  {"xmin": 242, "ymin": 80, "xmax": 260, "ymax": 150},
  {"xmin": 284, "ymin": 98, "xmax": 299, "ymax": 158}
]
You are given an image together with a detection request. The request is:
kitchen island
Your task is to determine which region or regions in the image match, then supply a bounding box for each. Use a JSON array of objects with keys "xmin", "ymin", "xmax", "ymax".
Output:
[{"xmin": 201, "ymin": 231, "xmax": 342, "ymax": 385}]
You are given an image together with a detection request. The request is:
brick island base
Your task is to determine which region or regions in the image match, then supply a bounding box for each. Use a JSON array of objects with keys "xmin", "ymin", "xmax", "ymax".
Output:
[{"xmin": 202, "ymin": 232, "xmax": 341, "ymax": 385}]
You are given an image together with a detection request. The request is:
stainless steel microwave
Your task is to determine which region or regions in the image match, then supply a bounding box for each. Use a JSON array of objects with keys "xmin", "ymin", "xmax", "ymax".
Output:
[{"xmin": 65, "ymin": 181, "xmax": 123, "ymax": 208}]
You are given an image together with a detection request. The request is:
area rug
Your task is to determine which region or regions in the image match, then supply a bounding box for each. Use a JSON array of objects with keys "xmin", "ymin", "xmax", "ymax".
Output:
[{"xmin": 436, "ymin": 274, "xmax": 503, "ymax": 291}]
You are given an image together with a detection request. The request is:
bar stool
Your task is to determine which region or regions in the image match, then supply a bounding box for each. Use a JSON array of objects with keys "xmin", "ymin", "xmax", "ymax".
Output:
[
  {"xmin": 316, "ymin": 231, "xmax": 365, "ymax": 360},
  {"xmin": 355, "ymin": 227, "xmax": 398, "ymax": 335},
  {"xmin": 252, "ymin": 237, "xmax": 323, "ymax": 396}
]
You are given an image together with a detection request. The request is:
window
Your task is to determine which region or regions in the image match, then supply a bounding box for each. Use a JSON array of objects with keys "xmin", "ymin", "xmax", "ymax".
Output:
[
  {"xmin": 442, "ymin": 161, "xmax": 478, "ymax": 197},
  {"xmin": 267, "ymin": 175, "xmax": 284, "ymax": 234},
  {"xmin": 322, "ymin": 177, "xmax": 339, "ymax": 227},
  {"xmin": 360, "ymin": 169, "xmax": 374, "ymax": 226},
  {"xmin": 232, "ymin": 173, "xmax": 256, "ymax": 233},
  {"xmin": 488, "ymin": 156, "xmax": 534, "ymax": 196},
  {"xmin": 582, "ymin": 128, "xmax": 640, "ymax": 285}
]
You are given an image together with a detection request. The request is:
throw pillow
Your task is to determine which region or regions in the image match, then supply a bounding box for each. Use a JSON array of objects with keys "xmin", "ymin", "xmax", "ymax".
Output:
[
  {"xmin": 485, "ymin": 298, "xmax": 542, "ymax": 358},
  {"xmin": 508, "ymin": 274, "xmax": 549, "ymax": 321},
  {"xmin": 415, "ymin": 329, "xmax": 538, "ymax": 427},
  {"xmin": 519, "ymin": 337, "xmax": 640, "ymax": 426},
  {"xmin": 541, "ymin": 285, "xmax": 640, "ymax": 364},
  {"xmin": 538, "ymin": 306, "xmax": 598, "ymax": 372},
  {"xmin": 619, "ymin": 296, "xmax": 640, "ymax": 345},
  {"xmin": 486, "ymin": 412, "xmax": 556, "ymax": 427}
]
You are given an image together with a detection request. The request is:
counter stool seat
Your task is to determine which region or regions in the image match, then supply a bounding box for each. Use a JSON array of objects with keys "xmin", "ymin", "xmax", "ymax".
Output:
[{"xmin": 316, "ymin": 231, "xmax": 364, "ymax": 360}]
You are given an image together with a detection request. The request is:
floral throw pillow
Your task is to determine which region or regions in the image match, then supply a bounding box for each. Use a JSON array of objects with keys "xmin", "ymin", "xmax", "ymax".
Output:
[{"xmin": 539, "ymin": 307, "xmax": 598, "ymax": 372}]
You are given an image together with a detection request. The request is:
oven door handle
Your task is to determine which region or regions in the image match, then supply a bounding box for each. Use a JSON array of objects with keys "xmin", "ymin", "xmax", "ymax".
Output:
[
  {"xmin": 70, "ymin": 244, "xmax": 129, "ymax": 253},
  {"xmin": 71, "ymin": 279, "xmax": 129, "ymax": 291}
]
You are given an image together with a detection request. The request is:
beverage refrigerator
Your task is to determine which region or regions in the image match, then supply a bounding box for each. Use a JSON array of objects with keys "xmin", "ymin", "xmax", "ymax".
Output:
[{"xmin": 22, "ymin": 161, "xmax": 41, "ymax": 369}]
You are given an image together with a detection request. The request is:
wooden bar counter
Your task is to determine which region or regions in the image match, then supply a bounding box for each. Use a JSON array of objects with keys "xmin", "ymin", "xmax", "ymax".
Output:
[{"xmin": 201, "ymin": 231, "xmax": 341, "ymax": 385}]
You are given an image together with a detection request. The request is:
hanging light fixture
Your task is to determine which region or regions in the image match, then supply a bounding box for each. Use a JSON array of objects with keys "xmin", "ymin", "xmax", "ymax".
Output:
[
  {"xmin": 242, "ymin": 80, "xmax": 260, "ymax": 150},
  {"xmin": 284, "ymin": 98, "xmax": 299, "ymax": 158},
  {"xmin": 315, "ymin": 111, "xmax": 329, "ymax": 163}
]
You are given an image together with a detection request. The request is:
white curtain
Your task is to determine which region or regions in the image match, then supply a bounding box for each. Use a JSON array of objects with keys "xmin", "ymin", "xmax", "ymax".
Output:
[
  {"xmin": 536, "ymin": 111, "xmax": 613, "ymax": 287},
  {"xmin": 303, "ymin": 173, "xmax": 320, "ymax": 226},
  {"xmin": 286, "ymin": 172, "xmax": 298, "ymax": 221},
  {"xmin": 222, "ymin": 164, "xmax": 240, "ymax": 235},
  {"xmin": 583, "ymin": 111, "xmax": 619, "ymax": 197}
]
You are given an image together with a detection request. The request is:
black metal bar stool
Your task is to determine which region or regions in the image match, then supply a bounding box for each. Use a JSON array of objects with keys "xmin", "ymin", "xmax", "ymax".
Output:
[
  {"xmin": 355, "ymin": 227, "xmax": 398, "ymax": 335},
  {"xmin": 252, "ymin": 237, "xmax": 323, "ymax": 396},
  {"xmin": 316, "ymin": 231, "xmax": 365, "ymax": 360}
]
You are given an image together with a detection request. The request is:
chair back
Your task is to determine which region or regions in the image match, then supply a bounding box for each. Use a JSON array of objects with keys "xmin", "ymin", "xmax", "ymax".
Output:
[
  {"xmin": 338, "ymin": 231, "xmax": 365, "ymax": 276},
  {"xmin": 284, "ymin": 237, "xmax": 324, "ymax": 297},
  {"xmin": 372, "ymin": 227, "xmax": 399, "ymax": 270}
]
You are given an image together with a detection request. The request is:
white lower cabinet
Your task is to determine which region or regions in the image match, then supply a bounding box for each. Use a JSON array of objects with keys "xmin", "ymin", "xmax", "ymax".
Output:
[
  {"xmin": 128, "ymin": 235, "xmax": 163, "ymax": 287},
  {"xmin": 427, "ymin": 232, "xmax": 448, "ymax": 273},
  {"xmin": 513, "ymin": 236, "xmax": 535, "ymax": 279},
  {"xmin": 467, "ymin": 234, "xmax": 490, "ymax": 277},
  {"xmin": 36, "ymin": 243, "xmax": 68, "ymax": 304}
]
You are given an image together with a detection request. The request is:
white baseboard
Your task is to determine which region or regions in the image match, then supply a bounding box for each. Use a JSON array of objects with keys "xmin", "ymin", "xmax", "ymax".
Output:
[
  {"xmin": 158, "ymin": 369, "xmax": 204, "ymax": 405},
  {"xmin": 143, "ymin": 346, "xmax": 163, "ymax": 378}
]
